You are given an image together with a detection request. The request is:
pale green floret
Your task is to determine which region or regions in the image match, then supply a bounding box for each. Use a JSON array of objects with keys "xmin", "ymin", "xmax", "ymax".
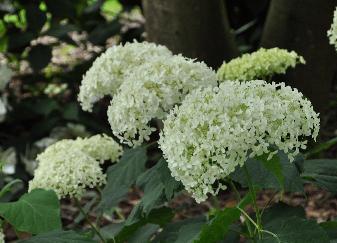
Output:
[
  {"xmin": 107, "ymin": 54, "xmax": 217, "ymax": 147},
  {"xmin": 159, "ymin": 80, "xmax": 319, "ymax": 203},
  {"xmin": 328, "ymin": 7, "xmax": 337, "ymax": 51},
  {"xmin": 217, "ymin": 48, "xmax": 305, "ymax": 81},
  {"xmin": 78, "ymin": 41, "xmax": 172, "ymax": 112},
  {"xmin": 28, "ymin": 135, "xmax": 123, "ymax": 199}
]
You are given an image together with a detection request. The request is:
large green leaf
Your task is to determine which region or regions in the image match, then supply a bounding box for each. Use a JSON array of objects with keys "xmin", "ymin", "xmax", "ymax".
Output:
[
  {"xmin": 153, "ymin": 217, "xmax": 205, "ymax": 243},
  {"xmin": 320, "ymin": 220, "xmax": 337, "ymax": 241},
  {"xmin": 128, "ymin": 224, "xmax": 160, "ymax": 243},
  {"xmin": 261, "ymin": 203, "xmax": 305, "ymax": 224},
  {"xmin": 194, "ymin": 208, "xmax": 241, "ymax": 243},
  {"xmin": 20, "ymin": 230, "xmax": 95, "ymax": 243},
  {"xmin": 0, "ymin": 189, "xmax": 61, "ymax": 234},
  {"xmin": 301, "ymin": 159, "xmax": 337, "ymax": 193},
  {"xmin": 258, "ymin": 217, "xmax": 329, "ymax": 243},
  {"xmin": 108, "ymin": 207, "xmax": 174, "ymax": 243},
  {"xmin": 258, "ymin": 203, "xmax": 328, "ymax": 243},
  {"xmin": 125, "ymin": 159, "xmax": 182, "ymax": 224},
  {"xmin": 98, "ymin": 146, "xmax": 148, "ymax": 211},
  {"xmin": 231, "ymin": 152, "xmax": 303, "ymax": 192}
]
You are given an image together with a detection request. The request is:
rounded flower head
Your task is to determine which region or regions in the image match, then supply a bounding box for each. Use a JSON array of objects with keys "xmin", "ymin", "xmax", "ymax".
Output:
[
  {"xmin": 159, "ymin": 80, "xmax": 319, "ymax": 203},
  {"xmin": 107, "ymin": 54, "xmax": 217, "ymax": 146},
  {"xmin": 328, "ymin": 7, "xmax": 337, "ymax": 51},
  {"xmin": 29, "ymin": 135, "xmax": 122, "ymax": 198},
  {"xmin": 78, "ymin": 41, "xmax": 172, "ymax": 112},
  {"xmin": 217, "ymin": 48, "xmax": 305, "ymax": 81}
]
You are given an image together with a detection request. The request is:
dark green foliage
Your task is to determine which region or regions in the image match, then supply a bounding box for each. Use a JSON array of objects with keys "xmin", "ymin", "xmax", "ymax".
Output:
[
  {"xmin": 125, "ymin": 158, "xmax": 182, "ymax": 224},
  {"xmin": 98, "ymin": 146, "xmax": 148, "ymax": 211},
  {"xmin": 20, "ymin": 230, "xmax": 96, "ymax": 243},
  {"xmin": 0, "ymin": 189, "xmax": 61, "ymax": 234},
  {"xmin": 231, "ymin": 152, "xmax": 304, "ymax": 192},
  {"xmin": 194, "ymin": 208, "xmax": 241, "ymax": 243},
  {"xmin": 301, "ymin": 159, "xmax": 337, "ymax": 193}
]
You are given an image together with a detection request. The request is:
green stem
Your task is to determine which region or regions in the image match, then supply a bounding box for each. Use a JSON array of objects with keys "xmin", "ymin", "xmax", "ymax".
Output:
[
  {"xmin": 75, "ymin": 199, "xmax": 106, "ymax": 243},
  {"xmin": 243, "ymin": 165, "xmax": 262, "ymax": 239},
  {"xmin": 229, "ymin": 179, "xmax": 253, "ymax": 238},
  {"xmin": 0, "ymin": 179, "xmax": 22, "ymax": 199}
]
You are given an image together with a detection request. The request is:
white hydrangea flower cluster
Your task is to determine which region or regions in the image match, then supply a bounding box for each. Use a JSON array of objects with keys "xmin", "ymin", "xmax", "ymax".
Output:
[
  {"xmin": 217, "ymin": 48, "xmax": 305, "ymax": 81},
  {"xmin": 79, "ymin": 41, "xmax": 217, "ymax": 146},
  {"xmin": 328, "ymin": 7, "xmax": 337, "ymax": 51},
  {"xmin": 159, "ymin": 80, "xmax": 320, "ymax": 203},
  {"xmin": 29, "ymin": 135, "xmax": 122, "ymax": 198},
  {"xmin": 107, "ymin": 55, "xmax": 217, "ymax": 146},
  {"xmin": 78, "ymin": 41, "xmax": 172, "ymax": 112}
]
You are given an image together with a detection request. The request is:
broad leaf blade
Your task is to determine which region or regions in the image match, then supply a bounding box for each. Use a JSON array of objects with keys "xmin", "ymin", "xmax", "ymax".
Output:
[
  {"xmin": 301, "ymin": 159, "xmax": 337, "ymax": 193},
  {"xmin": 20, "ymin": 230, "xmax": 95, "ymax": 243},
  {"xmin": 98, "ymin": 146, "xmax": 147, "ymax": 211},
  {"xmin": 0, "ymin": 189, "xmax": 61, "ymax": 234},
  {"xmin": 195, "ymin": 208, "xmax": 241, "ymax": 243},
  {"xmin": 153, "ymin": 217, "xmax": 206, "ymax": 243},
  {"xmin": 126, "ymin": 159, "xmax": 181, "ymax": 224},
  {"xmin": 231, "ymin": 152, "xmax": 303, "ymax": 192},
  {"xmin": 258, "ymin": 217, "xmax": 329, "ymax": 243}
]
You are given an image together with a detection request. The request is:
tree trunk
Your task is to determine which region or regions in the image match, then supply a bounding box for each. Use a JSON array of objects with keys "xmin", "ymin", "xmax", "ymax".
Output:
[
  {"xmin": 142, "ymin": 0, "xmax": 238, "ymax": 69},
  {"xmin": 260, "ymin": 0, "xmax": 336, "ymax": 112}
]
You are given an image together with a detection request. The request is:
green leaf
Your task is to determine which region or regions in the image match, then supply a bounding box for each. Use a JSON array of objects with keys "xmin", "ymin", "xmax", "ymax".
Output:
[
  {"xmin": 320, "ymin": 220, "xmax": 337, "ymax": 241},
  {"xmin": 258, "ymin": 217, "xmax": 329, "ymax": 243},
  {"xmin": 128, "ymin": 224, "xmax": 160, "ymax": 243},
  {"xmin": 301, "ymin": 159, "xmax": 337, "ymax": 193},
  {"xmin": 261, "ymin": 203, "xmax": 306, "ymax": 224},
  {"xmin": 231, "ymin": 151, "xmax": 303, "ymax": 192},
  {"xmin": 20, "ymin": 230, "xmax": 95, "ymax": 243},
  {"xmin": 194, "ymin": 208, "xmax": 241, "ymax": 243},
  {"xmin": 257, "ymin": 153, "xmax": 285, "ymax": 188},
  {"xmin": 112, "ymin": 207, "xmax": 174, "ymax": 243},
  {"xmin": 28, "ymin": 44, "xmax": 52, "ymax": 72},
  {"xmin": 98, "ymin": 146, "xmax": 147, "ymax": 211},
  {"xmin": 0, "ymin": 189, "xmax": 61, "ymax": 234},
  {"xmin": 153, "ymin": 217, "xmax": 205, "ymax": 243},
  {"xmin": 126, "ymin": 159, "xmax": 181, "ymax": 224}
]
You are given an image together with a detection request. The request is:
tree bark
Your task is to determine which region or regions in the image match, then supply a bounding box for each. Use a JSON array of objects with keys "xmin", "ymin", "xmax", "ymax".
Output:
[
  {"xmin": 142, "ymin": 0, "xmax": 238, "ymax": 69},
  {"xmin": 260, "ymin": 0, "xmax": 336, "ymax": 112}
]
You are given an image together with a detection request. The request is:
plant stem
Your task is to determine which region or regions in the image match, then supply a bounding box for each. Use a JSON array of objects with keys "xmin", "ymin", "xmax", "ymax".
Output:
[
  {"xmin": 243, "ymin": 165, "xmax": 262, "ymax": 239},
  {"xmin": 229, "ymin": 179, "xmax": 254, "ymax": 238},
  {"xmin": 75, "ymin": 199, "xmax": 106, "ymax": 243},
  {"xmin": 0, "ymin": 179, "xmax": 22, "ymax": 199}
]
